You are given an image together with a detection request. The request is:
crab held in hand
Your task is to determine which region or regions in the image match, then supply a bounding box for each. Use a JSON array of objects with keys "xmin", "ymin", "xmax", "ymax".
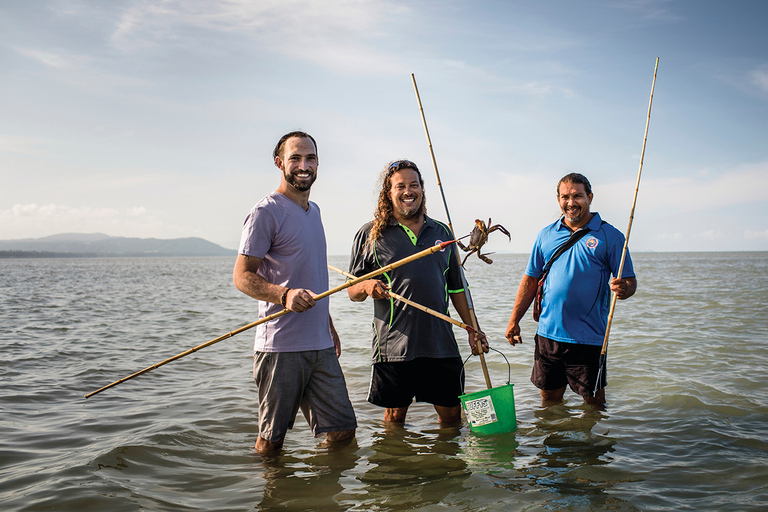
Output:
[{"xmin": 457, "ymin": 218, "xmax": 511, "ymax": 267}]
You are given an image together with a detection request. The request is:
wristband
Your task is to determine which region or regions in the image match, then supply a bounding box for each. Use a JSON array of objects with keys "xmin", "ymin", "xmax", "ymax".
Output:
[{"xmin": 280, "ymin": 288, "xmax": 291, "ymax": 307}]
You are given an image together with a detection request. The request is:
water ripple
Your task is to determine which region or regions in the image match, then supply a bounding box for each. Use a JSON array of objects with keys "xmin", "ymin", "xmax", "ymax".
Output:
[{"xmin": 1, "ymin": 254, "xmax": 767, "ymax": 511}]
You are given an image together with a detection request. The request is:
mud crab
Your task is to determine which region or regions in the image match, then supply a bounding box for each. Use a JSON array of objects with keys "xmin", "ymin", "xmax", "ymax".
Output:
[{"xmin": 457, "ymin": 218, "xmax": 511, "ymax": 267}]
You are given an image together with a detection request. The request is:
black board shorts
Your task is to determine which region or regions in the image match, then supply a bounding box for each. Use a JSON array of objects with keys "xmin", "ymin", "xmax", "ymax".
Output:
[
  {"xmin": 531, "ymin": 334, "xmax": 605, "ymax": 397},
  {"xmin": 368, "ymin": 357, "xmax": 464, "ymax": 408}
]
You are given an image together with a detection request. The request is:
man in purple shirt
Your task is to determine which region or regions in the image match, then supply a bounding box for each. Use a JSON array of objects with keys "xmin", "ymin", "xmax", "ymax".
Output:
[{"xmin": 233, "ymin": 131, "xmax": 356, "ymax": 453}]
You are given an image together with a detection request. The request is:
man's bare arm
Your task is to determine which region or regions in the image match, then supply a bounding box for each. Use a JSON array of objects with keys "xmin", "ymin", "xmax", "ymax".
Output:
[
  {"xmin": 347, "ymin": 279, "xmax": 389, "ymax": 302},
  {"xmin": 505, "ymin": 274, "xmax": 539, "ymax": 345},
  {"xmin": 233, "ymin": 254, "xmax": 316, "ymax": 312}
]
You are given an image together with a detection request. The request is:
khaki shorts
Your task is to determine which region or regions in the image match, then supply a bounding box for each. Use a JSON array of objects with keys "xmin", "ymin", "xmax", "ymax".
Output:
[
  {"xmin": 531, "ymin": 335, "xmax": 605, "ymax": 398},
  {"xmin": 253, "ymin": 347, "xmax": 357, "ymax": 442}
]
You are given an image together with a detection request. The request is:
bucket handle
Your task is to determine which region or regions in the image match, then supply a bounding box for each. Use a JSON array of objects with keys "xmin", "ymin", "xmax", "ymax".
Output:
[{"xmin": 462, "ymin": 346, "xmax": 511, "ymax": 384}]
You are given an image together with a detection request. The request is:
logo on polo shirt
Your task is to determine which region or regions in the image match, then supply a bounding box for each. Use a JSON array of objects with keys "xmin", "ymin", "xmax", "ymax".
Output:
[
  {"xmin": 586, "ymin": 237, "xmax": 599, "ymax": 249},
  {"xmin": 435, "ymin": 240, "xmax": 446, "ymax": 252}
]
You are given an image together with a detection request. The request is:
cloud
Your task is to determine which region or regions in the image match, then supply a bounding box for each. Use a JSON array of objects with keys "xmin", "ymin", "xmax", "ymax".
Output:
[
  {"xmin": 14, "ymin": 45, "xmax": 151, "ymax": 94},
  {"xmin": 745, "ymin": 228, "xmax": 768, "ymax": 239},
  {"xmin": 602, "ymin": 161, "xmax": 768, "ymax": 215},
  {"xmin": 608, "ymin": 0, "xmax": 684, "ymax": 22},
  {"xmin": 692, "ymin": 229, "xmax": 723, "ymax": 240},
  {"xmin": 657, "ymin": 232, "xmax": 683, "ymax": 240},
  {"xmin": 109, "ymin": 0, "xmax": 410, "ymax": 75},
  {"xmin": 0, "ymin": 203, "xmax": 170, "ymax": 240},
  {"xmin": 749, "ymin": 64, "xmax": 768, "ymax": 94},
  {"xmin": 127, "ymin": 206, "xmax": 150, "ymax": 217},
  {"xmin": 0, "ymin": 134, "xmax": 44, "ymax": 155},
  {"xmin": 15, "ymin": 47, "xmax": 76, "ymax": 69},
  {"xmin": 5, "ymin": 203, "xmax": 121, "ymax": 221}
]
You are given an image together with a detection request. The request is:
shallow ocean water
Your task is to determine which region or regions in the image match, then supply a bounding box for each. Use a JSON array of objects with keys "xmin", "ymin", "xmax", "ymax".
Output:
[{"xmin": 1, "ymin": 252, "xmax": 767, "ymax": 511}]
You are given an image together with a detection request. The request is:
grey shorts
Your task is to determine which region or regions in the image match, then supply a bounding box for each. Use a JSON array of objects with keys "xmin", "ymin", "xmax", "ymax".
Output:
[{"xmin": 253, "ymin": 347, "xmax": 357, "ymax": 442}]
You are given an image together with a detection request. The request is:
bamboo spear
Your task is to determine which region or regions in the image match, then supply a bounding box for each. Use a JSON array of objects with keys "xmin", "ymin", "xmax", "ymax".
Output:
[
  {"xmin": 412, "ymin": 73, "xmax": 493, "ymax": 388},
  {"xmin": 85, "ymin": 239, "xmax": 457, "ymax": 399},
  {"xmin": 327, "ymin": 265, "xmax": 482, "ymax": 335},
  {"xmin": 594, "ymin": 57, "xmax": 659, "ymax": 394}
]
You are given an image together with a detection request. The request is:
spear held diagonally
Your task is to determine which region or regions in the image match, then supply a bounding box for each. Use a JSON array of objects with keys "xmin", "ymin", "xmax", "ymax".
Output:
[
  {"xmin": 327, "ymin": 265, "xmax": 483, "ymax": 336},
  {"xmin": 411, "ymin": 73, "xmax": 492, "ymax": 389},
  {"xmin": 594, "ymin": 57, "xmax": 659, "ymax": 395},
  {"xmin": 85, "ymin": 239, "xmax": 458, "ymax": 399}
]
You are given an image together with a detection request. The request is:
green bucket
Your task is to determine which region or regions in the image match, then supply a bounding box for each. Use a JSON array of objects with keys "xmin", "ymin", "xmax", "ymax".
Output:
[{"xmin": 459, "ymin": 350, "xmax": 517, "ymax": 435}]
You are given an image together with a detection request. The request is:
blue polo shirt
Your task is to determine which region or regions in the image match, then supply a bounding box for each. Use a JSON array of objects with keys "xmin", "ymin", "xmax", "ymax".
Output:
[{"xmin": 525, "ymin": 212, "xmax": 635, "ymax": 346}]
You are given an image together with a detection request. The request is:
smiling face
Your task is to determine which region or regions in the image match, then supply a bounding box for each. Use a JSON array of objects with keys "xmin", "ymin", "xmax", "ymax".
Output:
[
  {"xmin": 389, "ymin": 168, "xmax": 424, "ymax": 222},
  {"xmin": 557, "ymin": 181, "xmax": 593, "ymax": 229},
  {"xmin": 275, "ymin": 136, "xmax": 318, "ymax": 192}
]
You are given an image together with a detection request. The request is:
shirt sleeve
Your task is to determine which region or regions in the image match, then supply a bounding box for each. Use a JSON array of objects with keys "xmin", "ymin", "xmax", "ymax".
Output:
[
  {"xmin": 525, "ymin": 231, "xmax": 546, "ymax": 278},
  {"xmin": 238, "ymin": 204, "xmax": 278, "ymax": 258},
  {"xmin": 348, "ymin": 223, "xmax": 374, "ymax": 278},
  {"xmin": 606, "ymin": 228, "xmax": 636, "ymax": 279},
  {"xmin": 443, "ymin": 226, "xmax": 465, "ymax": 294}
]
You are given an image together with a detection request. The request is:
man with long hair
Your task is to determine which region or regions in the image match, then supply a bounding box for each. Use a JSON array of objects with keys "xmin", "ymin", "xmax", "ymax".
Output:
[
  {"xmin": 233, "ymin": 131, "xmax": 356, "ymax": 453},
  {"xmin": 347, "ymin": 160, "xmax": 488, "ymax": 426}
]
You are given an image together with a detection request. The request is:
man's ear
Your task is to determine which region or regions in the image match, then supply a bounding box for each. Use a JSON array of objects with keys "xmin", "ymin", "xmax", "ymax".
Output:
[
  {"xmin": 274, "ymin": 155, "xmax": 282, "ymax": 169},
  {"xmin": 588, "ymin": 193, "xmax": 594, "ymax": 204}
]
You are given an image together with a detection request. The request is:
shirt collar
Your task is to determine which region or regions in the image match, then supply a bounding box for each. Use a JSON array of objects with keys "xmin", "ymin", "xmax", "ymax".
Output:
[
  {"xmin": 387, "ymin": 215, "xmax": 433, "ymax": 228},
  {"xmin": 557, "ymin": 211, "xmax": 603, "ymax": 232}
]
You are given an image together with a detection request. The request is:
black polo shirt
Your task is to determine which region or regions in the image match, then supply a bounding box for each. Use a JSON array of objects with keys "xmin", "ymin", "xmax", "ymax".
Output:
[{"xmin": 348, "ymin": 216, "xmax": 464, "ymax": 363}]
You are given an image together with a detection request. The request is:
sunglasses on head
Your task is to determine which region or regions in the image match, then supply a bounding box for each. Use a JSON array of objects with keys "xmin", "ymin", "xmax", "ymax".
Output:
[{"xmin": 387, "ymin": 160, "xmax": 419, "ymax": 175}]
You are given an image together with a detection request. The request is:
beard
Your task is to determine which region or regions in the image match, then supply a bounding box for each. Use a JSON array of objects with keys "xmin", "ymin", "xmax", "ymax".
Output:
[
  {"xmin": 562, "ymin": 205, "xmax": 586, "ymax": 223},
  {"xmin": 394, "ymin": 196, "xmax": 426, "ymax": 220},
  {"xmin": 283, "ymin": 169, "xmax": 316, "ymax": 192},
  {"xmin": 564, "ymin": 211, "xmax": 581, "ymax": 223}
]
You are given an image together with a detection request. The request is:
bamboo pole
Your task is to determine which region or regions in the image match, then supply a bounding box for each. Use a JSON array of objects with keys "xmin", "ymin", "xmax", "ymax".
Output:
[
  {"xmin": 595, "ymin": 57, "xmax": 659, "ymax": 394},
  {"xmin": 327, "ymin": 265, "xmax": 482, "ymax": 335},
  {"xmin": 412, "ymin": 73, "xmax": 493, "ymax": 388},
  {"xmin": 85, "ymin": 239, "xmax": 457, "ymax": 399}
]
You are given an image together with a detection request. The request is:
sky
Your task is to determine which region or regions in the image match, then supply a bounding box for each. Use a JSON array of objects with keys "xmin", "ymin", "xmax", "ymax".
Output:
[{"xmin": 1, "ymin": 0, "xmax": 767, "ymax": 255}]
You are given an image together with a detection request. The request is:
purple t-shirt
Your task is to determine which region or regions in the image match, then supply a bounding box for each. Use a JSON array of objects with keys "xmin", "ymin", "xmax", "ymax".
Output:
[{"xmin": 238, "ymin": 191, "xmax": 332, "ymax": 353}]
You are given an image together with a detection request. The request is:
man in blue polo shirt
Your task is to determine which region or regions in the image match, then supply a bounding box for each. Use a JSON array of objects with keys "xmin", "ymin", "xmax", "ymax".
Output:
[{"xmin": 505, "ymin": 173, "xmax": 637, "ymax": 406}]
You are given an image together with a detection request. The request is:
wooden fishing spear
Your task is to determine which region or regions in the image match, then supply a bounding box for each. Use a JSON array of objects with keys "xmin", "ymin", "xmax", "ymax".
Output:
[
  {"xmin": 412, "ymin": 73, "xmax": 492, "ymax": 388},
  {"xmin": 595, "ymin": 57, "xmax": 659, "ymax": 394},
  {"xmin": 85, "ymin": 239, "xmax": 457, "ymax": 399},
  {"xmin": 327, "ymin": 265, "xmax": 483, "ymax": 336}
]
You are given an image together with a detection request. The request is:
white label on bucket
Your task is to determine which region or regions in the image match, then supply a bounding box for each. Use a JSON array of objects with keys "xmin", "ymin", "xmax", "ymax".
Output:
[{"xmin": 464, "ymin": 395, "xmax": 498, "ymax": 427}]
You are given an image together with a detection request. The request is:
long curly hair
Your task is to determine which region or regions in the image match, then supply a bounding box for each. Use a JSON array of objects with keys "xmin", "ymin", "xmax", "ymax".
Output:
[{"xmin": 366, "ymin": 160, "xmax": 427, "ymax": 249}]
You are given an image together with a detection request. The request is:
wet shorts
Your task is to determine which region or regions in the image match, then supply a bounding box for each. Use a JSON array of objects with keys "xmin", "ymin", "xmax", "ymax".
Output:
[
  {"xmin": 531, "ymin": 335, "xmax": 605, "ymax": 398},
  {"xmin": 368, "ymin": 357, "xmax": 465, "ymax": 408},
  {"xmin": 253, "ymin": 347, "xmax": 357, "ymax": 442}
]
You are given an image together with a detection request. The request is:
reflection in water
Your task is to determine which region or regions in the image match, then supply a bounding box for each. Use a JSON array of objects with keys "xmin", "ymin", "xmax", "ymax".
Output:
[
  {"xmin": 340, "ymin": 424, "xmax": 470, "ymax": 511},
  {"xmin": 257, "ymin": 439, "xmax": 359, "ymax": 511},
  {"xmin": 530, "ymin": 403, "xmax": 613, "ymax": 468},
  {"xmin": 495, "ymin": 403, "xmax": 641, "ymax": 511}
]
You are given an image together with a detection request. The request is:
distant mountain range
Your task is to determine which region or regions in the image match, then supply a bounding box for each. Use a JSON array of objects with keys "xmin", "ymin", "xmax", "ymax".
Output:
[{"xmin": 0, "ymin": 233, "xmax": 236, "ymax": 258}]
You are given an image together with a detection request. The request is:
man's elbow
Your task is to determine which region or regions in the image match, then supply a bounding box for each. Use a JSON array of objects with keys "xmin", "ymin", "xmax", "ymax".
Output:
[
  {"xmin": 623, "ymin": 278, "xmax": 638, "ymax": 299},
  {"xmin": 232, "ymin": 270, "xmax": 245, "ymax": 293}
]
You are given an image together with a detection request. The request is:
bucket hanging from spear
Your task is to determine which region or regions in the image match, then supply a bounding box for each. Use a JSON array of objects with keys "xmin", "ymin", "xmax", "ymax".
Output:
[{"xmin": 412, "ymin": 74, "xmax": 517, "ymax": 433}]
